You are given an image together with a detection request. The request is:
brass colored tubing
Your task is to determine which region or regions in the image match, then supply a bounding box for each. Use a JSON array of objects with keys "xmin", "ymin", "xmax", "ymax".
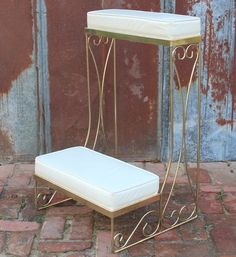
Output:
[
  {"xmin": 84, "ymin": 34, "xmax": 92, "ymax": 147},
  {"xmin": 113, "ymin": 39, "xmax": 118, "ymax": 156}
]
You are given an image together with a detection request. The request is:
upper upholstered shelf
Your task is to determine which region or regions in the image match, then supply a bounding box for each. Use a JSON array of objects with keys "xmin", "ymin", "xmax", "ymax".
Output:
[{"xmin": 87, "ymin": 9, "xmax": 201, "ymax": 45}]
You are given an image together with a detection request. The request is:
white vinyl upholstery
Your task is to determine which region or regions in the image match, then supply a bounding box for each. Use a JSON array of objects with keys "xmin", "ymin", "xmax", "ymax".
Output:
[
  {"xmin": 35, "ymin": 147, "xmax": 159, "ymax": 212},
  {"xmin": 87, "ymin": 9, "xmax": 200, "ymax": 40}
]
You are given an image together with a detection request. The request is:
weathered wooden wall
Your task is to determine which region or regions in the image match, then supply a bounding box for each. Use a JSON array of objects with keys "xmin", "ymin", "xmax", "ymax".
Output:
[
  {"xmin": 0, "ymin": 0, "xmax": 235, "ymax": 163},
  {"xmin": 175, "ymin": 0, "xmax": 236, "ymax": 161},
  {"xmin": 0, "ymin": 1, "xmax": 38, "ymax": 162}
]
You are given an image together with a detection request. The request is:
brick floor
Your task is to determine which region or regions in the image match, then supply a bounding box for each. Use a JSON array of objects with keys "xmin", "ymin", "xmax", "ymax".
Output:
[{"xmin": 0, "ymin": 162, "xmax": 235, "ymax": 256}]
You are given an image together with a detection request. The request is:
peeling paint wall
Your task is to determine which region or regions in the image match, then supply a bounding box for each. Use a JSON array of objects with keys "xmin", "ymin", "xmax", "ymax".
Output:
[
  {"xmin": 0, "ymin": 0, "xmax": 236, "ymax": 162},
  {"xmin": 45, "ymin": 0, "xmax": 160, "ymax": 160},
  {"xmin": 172, "ymin": 0, "xmax": 236, "ymax": 161},
  {"xmin": 46, "ymin": 0, "xmax": 101, "ymax": 152},
  {"xmin": 0, "ymin": 0, "xmax": 38, "ymax": 163}
]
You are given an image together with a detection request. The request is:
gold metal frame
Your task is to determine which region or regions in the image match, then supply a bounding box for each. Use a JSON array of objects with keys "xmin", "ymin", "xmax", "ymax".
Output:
[{"xmin": 34, "ymin": 28, "xmax": 201, "ymax": 253}]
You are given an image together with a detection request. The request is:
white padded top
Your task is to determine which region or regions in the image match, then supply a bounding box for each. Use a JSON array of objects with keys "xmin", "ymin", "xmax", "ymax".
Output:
[
  {"xmin": 35, "ymin": 147, "xmax": 159, "ymax": 212},
  {"xmin": 87, "ymin": 9, "xmax": 200, "ymax": 41}
]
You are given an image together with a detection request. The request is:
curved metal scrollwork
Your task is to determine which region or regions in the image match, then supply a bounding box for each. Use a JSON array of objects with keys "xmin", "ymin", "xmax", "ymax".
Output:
[
  {"xmin": 36, "ymin": 190, "xmax": 72, "ymax": 210},
  {"xmin": 113, "ymin": 203, "xmax": 197, "ymax": 252},
  {"xmin": 85, "ymin": 34, "xmax": 117, "ymax": 151},
  {"xmin": 113, "ymin": 210, "xmax": 160, "ymax": 249},
  {"xmin": 37, "ymin": 191, "xmax": 57, "ymax": 207},
  {"xmin": 163, "ymin": 204, "xmax": 197, "ymax": 228},
  {"xmin": 93, "ymin": 36, "xmax": 109, "ymax": 46},
  {"xmin": 173, "ymin": 43, "xmax": 200, "ymax": 200},
  {"xmin": 172, "ymin": 44, "xmax": 198, "ymax": 60}
]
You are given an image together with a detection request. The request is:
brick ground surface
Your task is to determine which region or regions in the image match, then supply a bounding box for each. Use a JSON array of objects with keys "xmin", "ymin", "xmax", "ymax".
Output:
[{"xmin": 0, "ymin": 162, "xmax": 235, "ymax": 257}]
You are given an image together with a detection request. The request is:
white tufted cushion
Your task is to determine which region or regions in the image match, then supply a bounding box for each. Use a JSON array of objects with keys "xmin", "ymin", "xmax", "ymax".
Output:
[
  {"xmin": 87, "ymin": 9, "xmax": 200, "ymax": 41},
  {"xmin": 35, "ymin": 147, "xmax": 159, "ymax": 212}
]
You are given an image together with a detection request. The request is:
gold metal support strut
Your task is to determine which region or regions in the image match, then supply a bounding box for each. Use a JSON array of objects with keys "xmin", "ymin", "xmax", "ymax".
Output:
[
  {"xmin": 196, "ymin": 42, "xmax": 201, "ymax": 212},
  {"xmin": 113, "ymin": 39, "xmax": 118, "ymax": 156},
  {"xmin": 159, "ymin": 45, "xmax": 175, "ymax": 220},
  {"xmin": 84, "ymin": 33, "xmax": 92, "ymax": 147}
]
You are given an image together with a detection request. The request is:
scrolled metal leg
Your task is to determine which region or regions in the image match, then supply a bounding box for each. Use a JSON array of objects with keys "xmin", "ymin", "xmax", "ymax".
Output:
[
  {"xmin": 112, "ymin": 42, "xmax": 201, "ymax": 253},
  {"xmin": 160, "ymin": 43, "xmax": 201, "ymax": 222},
  {"xmin": 34, "ymin": 178, "xmax": 72, "ymax": 210}
]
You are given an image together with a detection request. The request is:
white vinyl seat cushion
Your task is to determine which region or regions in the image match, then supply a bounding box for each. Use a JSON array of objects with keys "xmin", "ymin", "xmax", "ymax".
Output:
[
  {"xmin": 87, "ymin": 9, "xmax": 200, "ymax": 41},
  {"xmin": 35, "ymin": 147, "xmax": 159, "ymax": 212}
]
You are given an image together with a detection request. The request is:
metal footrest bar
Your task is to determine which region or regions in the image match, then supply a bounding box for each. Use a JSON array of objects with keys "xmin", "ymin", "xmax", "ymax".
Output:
[{"xmin": 112, "ymin": 212, "xmax": 198, "ymax": 253}]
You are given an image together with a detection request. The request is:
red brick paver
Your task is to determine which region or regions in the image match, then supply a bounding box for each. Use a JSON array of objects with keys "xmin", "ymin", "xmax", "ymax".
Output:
[
  {"xmin": 0, "ymin": 233, "xmax": 4, "ymax": 252},
  {"xmin": 155, "ymin": 242, "xmax": 211, "ymax": 257},
  {"xmin": 66, "ymin": 254, "xmax": 86, "ymax": 257},
  {"xmin": 127, "ymin": 241, "xmax": 153, "ymax": 257},
  {"xmin": 0, "ymin": 162, "xmax": 235, "ymax": 256},
  {"xmin": 219, "ymin": 255, "xmax": 236, "ymax": 257},
  {"xmin": 0, "ymin": 164, "xmax": 14, "ymax": 180},
  {"xmin": 189, "ymin": 167, "xmax": 212, "ymax": 183},
  {"xmin": 0, "ymin": 185, "xmax": 3, "ymax": 194},
  {"xmin": 212, "ymin": 227, "xmax": 236, "ymax": 253},
  {"xmin": 0, "ymin": 220, "xmax": 39, "ymax": 232},
  {"xmin": 38, "ymin": 241, "xmax": 92, "ymax": 253},
  {"xmin": 96, "ymin": 231, "xmax": 119, "ymax": 257},
  {"xmin": 69, "ymin": 216, "xmax": 93, "ymax": 240},
  {"xmin": 7, "ymin": 173, "xmax": 31, "ymax": 188},
  {"xmin": 179, "ymin": 218, "xmax": 208, "ymax": 241},
  {"xmin": 156, "ymin": 229, "xmax": 180, "ymax": 241},
  {"xmin": 40, "ymin": 216, "xmax": 66, "ymax": 240},
  {"xmin": 199, "ymin": 192, "xmax": 224, "ymax": 214},
  {"xmin": 0, "ymin": 199, "xmax": 20, "ymax": 219},
  {"xmin": 6, "ymin": 232, "xmax": 35, "ymax": 257},
  {"xmin": 224, "ymin": 192, "xmax": 236, "ymax": 213},
  {"xmin": 46, "ymin": 205, "xmax": 92, "ymax": 217},
  {"xmin": 208, "ymin": 214, "xmax": 236, "ymax": 254}
]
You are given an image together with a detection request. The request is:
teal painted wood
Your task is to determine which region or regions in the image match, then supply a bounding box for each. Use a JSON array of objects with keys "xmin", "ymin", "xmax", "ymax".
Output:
[{"xmin": 174, "ymin": 0, "xmax": 236, "ymax": 161}]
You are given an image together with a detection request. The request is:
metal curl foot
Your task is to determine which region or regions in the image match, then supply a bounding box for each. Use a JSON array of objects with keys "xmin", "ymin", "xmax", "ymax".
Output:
[
  {"xmin": 162, "ymin": 203, "xmax": 197, "ymax": 228},
  {"xmin": 35, "ymin": 188, "xmax": 72, "ymax": 210},
  {"xmin": 112, "ymin": 203, "xmax": 198, "ymax": 253},
  {"xmin": 112, "ymin": 210, "xmax": 160, "ymax": 252}
]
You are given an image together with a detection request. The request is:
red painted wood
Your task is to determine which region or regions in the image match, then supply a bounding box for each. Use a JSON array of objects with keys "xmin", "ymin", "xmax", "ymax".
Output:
[
  {"xmin": 47, "ymin": 0, "xmax": 160, "ymax": 160},
  {"xmin": 46, "ymin": 0, "xmax": 101, "ymax": 150},
  {"xmin": 0, "ymin": 0, "xmax": 33, "ymax": 95},
  {"xmin": 0, "ymin": 0, "xmax": 34, "ymax": 161}
]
